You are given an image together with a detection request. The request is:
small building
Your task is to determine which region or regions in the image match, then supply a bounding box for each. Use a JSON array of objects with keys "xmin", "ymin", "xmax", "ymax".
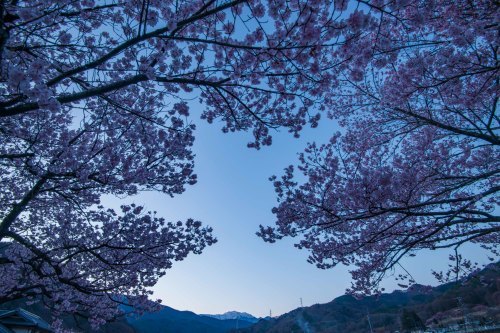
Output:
[{"xmin": 0, "ymin": 308, "xmax": 53, "ymax": 333}]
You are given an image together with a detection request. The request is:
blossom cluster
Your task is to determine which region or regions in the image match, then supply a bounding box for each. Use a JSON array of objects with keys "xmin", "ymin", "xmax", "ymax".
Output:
[
  {"xmin": 0, "ymin": 0, "xmax": 373, "ymax": 329},
  {"xmin": 260, "ymin": 0, "xmax": 499, "ymax": 295}
]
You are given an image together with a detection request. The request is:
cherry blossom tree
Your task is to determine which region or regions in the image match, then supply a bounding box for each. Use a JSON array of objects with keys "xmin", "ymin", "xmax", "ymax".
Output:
[
  {"xmin": 259, "ymin": 0, "xmax": 499, "ymax": 295},
  {"xmin": 1, "ymin": 0, "xmax": 497, "ymax": 328},
  {"xmin": 0, "ymin": 0, "xmax": 351, "ymax": 329}
]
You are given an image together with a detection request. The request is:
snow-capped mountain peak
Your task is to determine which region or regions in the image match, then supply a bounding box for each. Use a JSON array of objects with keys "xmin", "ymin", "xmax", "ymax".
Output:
[{"xmin": 201, "ymin": 311, "xmax": 259, "ymax": 323}]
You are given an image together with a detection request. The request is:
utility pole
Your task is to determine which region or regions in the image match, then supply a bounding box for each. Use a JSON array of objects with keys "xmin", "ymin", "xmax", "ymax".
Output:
[
  {"xmin": 457, "ymin": 297, "xmax": 471, "ymax": 333},
  {"xmin": 300, "ymin": 297, "xmax": 303, "ymax": 308},
  {"xmin": 367, "ymin": 308, "xmax": 374, "ymax": 333}
]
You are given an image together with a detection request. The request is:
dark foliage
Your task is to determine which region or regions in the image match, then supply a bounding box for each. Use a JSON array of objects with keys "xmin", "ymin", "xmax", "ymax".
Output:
[{"xmin": 400, "ymin": 309, "xmax": 425, "ymax": 332}]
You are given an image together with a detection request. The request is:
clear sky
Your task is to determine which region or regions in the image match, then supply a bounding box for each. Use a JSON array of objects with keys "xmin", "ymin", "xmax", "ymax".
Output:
[{"xmin": 103, "ymin": 102, "xmax": 491, "ymax": 318}]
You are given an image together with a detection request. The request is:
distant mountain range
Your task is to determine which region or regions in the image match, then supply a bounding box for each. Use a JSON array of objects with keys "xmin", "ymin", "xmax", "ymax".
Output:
[
  {"xmin": 2, "ymin": 263, "xmax": 498, "ymax": 332},
  {"xmin": 0, "ymin": 301, "xmax": 257, "ymax": 332},
  {"xmin": 201, "ymin": 311, "xmax": 259, "ymax": 323},
  {"xmin": 127, "ymin": 307, "xmax": 256, "ymax": 333},
  {"xmin": 235, "ymin": 262, "xmax": 500, "ymax": 333}
]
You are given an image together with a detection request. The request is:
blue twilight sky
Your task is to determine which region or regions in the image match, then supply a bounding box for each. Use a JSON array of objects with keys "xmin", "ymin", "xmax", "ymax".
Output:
[{"xmin": 104, "ymin": 103, "xmax": 491, "ymax": 318}]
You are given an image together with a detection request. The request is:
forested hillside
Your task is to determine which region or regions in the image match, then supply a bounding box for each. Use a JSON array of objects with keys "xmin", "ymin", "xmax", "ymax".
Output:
[{"xmin": 236, "ymin": 263, "xmax": 500, "ymax": 333}]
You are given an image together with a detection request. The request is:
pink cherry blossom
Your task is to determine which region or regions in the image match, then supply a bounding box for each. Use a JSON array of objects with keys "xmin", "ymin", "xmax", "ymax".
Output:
[
  {"xmin": 0, "ymin": 1, "xmax": 364, "ymax": 330},
  {"xmin": 259, "ymin": 0, "xmax": 499, "ymax": 296},
  {"xmin": 0, "ymin": 1, "xmax": 498, "ymax": 330}
]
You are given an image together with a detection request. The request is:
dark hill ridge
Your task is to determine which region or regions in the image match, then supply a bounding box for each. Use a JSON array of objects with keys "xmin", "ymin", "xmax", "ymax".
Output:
[
  {"xmin": 0, "ymin": 301, "xmax": 254, "ymax": 332},
  {"xmin": 127, "ymin": 305, "xmax": 254, "ymax": 333},
  {"xmin": 235, "ymin": 263, "xmax": 500, "ymax": 333}
]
